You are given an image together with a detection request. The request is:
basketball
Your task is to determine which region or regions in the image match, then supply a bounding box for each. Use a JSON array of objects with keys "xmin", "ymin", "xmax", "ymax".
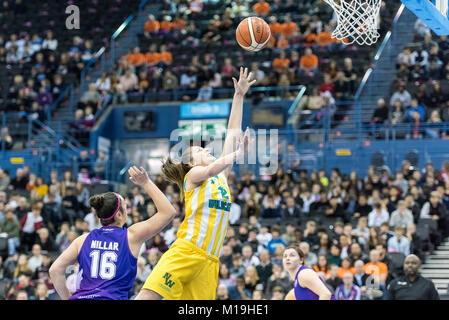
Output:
[{"xmin": 236, "ymin": 17, "xmax": 271, "ymax": 52}]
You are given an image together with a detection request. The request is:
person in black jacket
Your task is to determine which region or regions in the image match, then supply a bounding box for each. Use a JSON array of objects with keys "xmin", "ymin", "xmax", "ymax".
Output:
[
  {"xmin": 326, "ymin": 264, "xmax": 343, "ymax": 293},
  {"xmin": 353, "ymin": 260, "xmax": 370, "ymax": 288},
  {"xmin": 420, "ymin": 191, "xmax": 449, "ymax": 237},
  {"xmin": 371, "ymin": 98, "xmax": 389, "ymax": 124},
  {"xmin": 35, "ymin": 228, "xmax": 56, "ymax": 253},
  {"xmin": 406, "ymin": 222, "xmax": 424, "ymax": 262},
  {"xmin": 352, "ymin": 194, "xmax": 373, "ymax": 219},
  {"xmin": 281, "ymin": 196, "xmax": 302, "ymax": 221},
  {"xmin": 387, "ymin": 254, "xmax": 439, "ymax": 300}
]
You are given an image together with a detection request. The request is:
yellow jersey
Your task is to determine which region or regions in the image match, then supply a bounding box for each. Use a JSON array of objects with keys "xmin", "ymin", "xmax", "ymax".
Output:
[{"xmin": 177, "ymin": 171, "xmax": 232, "ymax": 258}]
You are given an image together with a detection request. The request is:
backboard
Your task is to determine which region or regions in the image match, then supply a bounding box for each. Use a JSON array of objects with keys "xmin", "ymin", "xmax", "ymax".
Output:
[{"xmin": 401, "ymin": 0, "xmax": 449, "ymax": 35}]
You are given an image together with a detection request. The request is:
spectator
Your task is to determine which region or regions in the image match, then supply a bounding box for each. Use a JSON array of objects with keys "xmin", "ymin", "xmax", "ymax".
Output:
[
  {"xmin": 216, "ymin": 283, "xmax": 231, "ymax": 300},
  {"xmin": 299, "ymin": 241, "xmax": 317, "ymax": 267},
  {"xmin": 349, "ymin": 242, "xmax": 369, "ymax": 264},
  {"xmin": 230, "ymin": 253, "xmax": 245, "ymax": 279},
  {"xmin": 371, "ymin": 98, "xmax": 389, "ymax": 124},
  {"xmin": 325, "ymin": 264, "xmax": 343, "ymax": 292},
  {"xmin": 313, "ymin": 254, "xmax": 331, "ymax": 277},
  {"xmin": 144, "ymin": 15, "xmax": 160, "ymax": 37},
  {"xmin": 272, "ymin": 51, "xmax": 290, "ymax": 73},
  {"xmin": 241, "ymin": 244, "xmax": 260, "ymax": 268},
  {"xmin": 281, "ymin": 223, "xmax": 297, "ymax": 244},
  {"xmin": 352, "ymin": 216, "xmax": 370, "ymax": 248},
  {"xmin": 253, "ymin": 0, "xmax": 270, "ymax": 16},
  {"xmin": 228, "ymin": 276, "xmax": 251, "ymax": 300},
  {"xmin": 420, "ymin": 191, "xmax": 449, "ymax": 237},
  {"xmin": 119, "ymin": 68, "xmax": 139, "ymax": 92},
  {"xmin": 299, "ymin": 48, "xmax": 318, "ymax": 77},
  {"xmin": 405, "ymin": 98, "xmax": 426, "ymax": 122},
  {"xmin": 368, "ymin": 202, "xmax": 390, "ymax": 227},
  {"xmin": 387, "ymin": 226, "xmax": 410, "ymax": 255},
  {"xmin": 387, "ymin": 254, "xmax": 439, "ymax": 300},
  {"xmin": 380, "ymin": 222, "xmax": 395, "ymax": 246},
  {"xmin": 266, "ymin": 226, "xmax": 286, "ymax": 253},
  {"xmin": 389, "ymin": 200, "xmax": 414, "ymax": 228},
  {"xmin": 265, "ymin": 263, "xmax": 291, "ymax": 299},
  {"xmin": 20, "ymin": 203, "xmax": 43, "ymax": 252},
  {"xmin": 219, "ymin": 263, "xmax": 236, "ymax": 288},
  {"xmin": 35, "ymin": 227, "xmax": 56, "ymax": 252},
  {"xmin": 335, "ymin": 272, "xmax": 361, "ymax": 300},
  {"xmin": 353, "ymin": 259, "xmax": 369, "ymax": 290},
  {"xmin": 1, "ymin": 209, "xmax": 20, "ymax": 256},
  {"xmin": 10, "ymin": 168, "xmax": 29, "ymax": 191},
  {"xmin": 390, "ymin": 82, "xmax": 412, "ymax": 108},
  {"xmin": 364, "ymin": 249, "xmax": 388, "ymax": 285},
  {"xmin": 256, "ymin": 249, "xmax": 273, "ymax": 287},
  {"xmin": 94, "ymin": 151, "xmax": 108, "ymax": 179},
  {"xmin": 28, "ymin": 244, "xmax": 43, "ymax": 273}
]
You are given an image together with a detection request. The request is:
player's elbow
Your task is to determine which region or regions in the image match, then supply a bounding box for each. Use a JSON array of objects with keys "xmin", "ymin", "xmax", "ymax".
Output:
[
  {"xmin": 49, "ymin": 263, "xmax": 62, "ymax": 279},
  {"xmin": 49, "ymin": 264, "xmax": 58, "ymax": 279}
]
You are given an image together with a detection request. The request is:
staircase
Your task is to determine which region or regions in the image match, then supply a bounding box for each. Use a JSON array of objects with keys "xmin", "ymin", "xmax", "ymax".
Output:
[
  {"xmin": 357, "ymin": 6, "xmax": 418, "ymax": 123},
  {"xmin": 421, "ymin": 240, "xmax": 449, "ymax": 296},
  {"xmin": 28, "ymin": 120, "xmax": 80, "ymax": 177}
]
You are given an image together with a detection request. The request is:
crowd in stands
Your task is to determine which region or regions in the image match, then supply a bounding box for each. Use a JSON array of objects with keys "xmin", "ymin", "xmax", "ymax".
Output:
[
  {"xmin": 78, "ymin": 0, "xmax": 397, "ymax": 114},
  {"xmin": 371, "ymin": 21, "xmax": 449, "ymax": 139},
  {"xmin": 0, "ymin": 0, "xmax": 143, "ymax": 149},
  {"xmin": 1, "ymin": 152, "xmax": 448, "ymax": 300}
]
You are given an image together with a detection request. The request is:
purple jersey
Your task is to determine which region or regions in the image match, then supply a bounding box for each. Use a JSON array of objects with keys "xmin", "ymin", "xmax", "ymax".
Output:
[
  {"xmin": 70, "ymin": 226, "xmax": 137, "ymax": 300},
  {"xmin": 294, "ymin": 266, "xmax": 336, "ymax": 300}
]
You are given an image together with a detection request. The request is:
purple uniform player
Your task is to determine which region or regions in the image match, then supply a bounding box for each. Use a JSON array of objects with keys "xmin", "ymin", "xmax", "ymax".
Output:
[
  {"xmin": 283, "ymin": 245, "xmax": 335, "ymax": 300},
  {"xmin": 70, "ymin": 226, "xmax": 137, "ymax": 300},
  {"xmin": 50, "ymin": 166, "xmax": 177, "ymax": 300}
]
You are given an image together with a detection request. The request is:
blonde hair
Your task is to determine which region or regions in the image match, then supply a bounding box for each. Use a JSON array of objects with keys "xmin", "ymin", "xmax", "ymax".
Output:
[{"xmin": 244, "ymin": 265, "xmax": 259, "ymax": 285}]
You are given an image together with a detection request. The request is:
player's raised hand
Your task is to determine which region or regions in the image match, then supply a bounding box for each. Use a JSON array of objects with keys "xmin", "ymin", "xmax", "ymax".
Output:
[
  {"xmin": 128, "ymin": 166, "xmax": 151, "ymax": 186},
  {"xmin": 233, "ymin": 67, "xmax": 257, "ymax": 97}
]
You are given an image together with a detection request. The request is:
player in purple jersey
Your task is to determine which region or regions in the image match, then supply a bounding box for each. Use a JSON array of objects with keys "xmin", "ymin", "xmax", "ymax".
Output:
[
  {"xmin": 49, "ymin": 166, "xmax": 177, "ymax": 300},
  {"xmin": 283, "ymin": 244, "xmax": 335, "ymax": 300}
]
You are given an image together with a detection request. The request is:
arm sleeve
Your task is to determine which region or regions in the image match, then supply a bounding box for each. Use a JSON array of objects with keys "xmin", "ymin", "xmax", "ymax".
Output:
[
  {"xmin": 428, "ymin": 281, "xmax": 440, "ymax": 300},
  {"xmin": 386, "ymin": 281, "xmax": 396, "ymax": 300}
]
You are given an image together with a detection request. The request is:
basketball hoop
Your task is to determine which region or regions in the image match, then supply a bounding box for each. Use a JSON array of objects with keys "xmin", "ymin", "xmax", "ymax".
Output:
[{"xmin": 324, "ymin": 0, "xmax": 382, "ymax": 46}]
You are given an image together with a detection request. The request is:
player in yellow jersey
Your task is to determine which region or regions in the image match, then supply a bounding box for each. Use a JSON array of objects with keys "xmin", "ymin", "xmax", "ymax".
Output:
[{"xmin": 136, "ymin": 67, "xmax": 256, "ymax": 300}]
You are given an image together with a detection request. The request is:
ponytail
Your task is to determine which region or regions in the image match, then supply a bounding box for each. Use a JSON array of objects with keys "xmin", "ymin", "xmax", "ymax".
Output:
[{"xmin": 161, "ymin": 148, "xmax": 192, "ymax": 200}]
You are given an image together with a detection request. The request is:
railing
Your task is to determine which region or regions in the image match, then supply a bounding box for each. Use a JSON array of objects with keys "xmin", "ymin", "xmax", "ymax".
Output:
[
  {"xmin": 28, "ymin": 119, "xmax": 80, "ymax": 154},
  {"xmin": 111, "ymin": 15, "xmax": 134, "ymax": 64},
  {"xmin": 79, "ymin": 0, "xmax": 151, "ymax": 102},
  {"xmin": 123, "ymin": 85, "xmax": 305, "ymax": 103},
  {"xmin": 47, "ymin": 84, "xmax": 74, "ymax": 121}
]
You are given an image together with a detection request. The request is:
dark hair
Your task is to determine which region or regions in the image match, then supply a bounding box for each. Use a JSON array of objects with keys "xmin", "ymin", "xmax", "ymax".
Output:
[
  {"xmin": 285, "ymin": 244, "xmax": 305, "ymax": 264},
  {"xmin": 89, "ymin": 192, "xmax": 122, "ymax": 226},
  {"xmin": 161, "ymin": 151, "xmax": 192, "ymax": 200}
]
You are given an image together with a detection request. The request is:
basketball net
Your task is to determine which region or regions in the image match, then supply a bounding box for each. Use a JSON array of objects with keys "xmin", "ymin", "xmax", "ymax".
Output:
[{"xmin": 325, "ymin": 0, "xmax": 382, "ymax": 46}]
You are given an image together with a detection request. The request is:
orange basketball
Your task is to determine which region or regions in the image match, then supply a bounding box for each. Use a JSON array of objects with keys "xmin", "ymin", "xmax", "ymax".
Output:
[{"xmin": 236, "ymin": 17, "xmax": 271, "ymax": 52}]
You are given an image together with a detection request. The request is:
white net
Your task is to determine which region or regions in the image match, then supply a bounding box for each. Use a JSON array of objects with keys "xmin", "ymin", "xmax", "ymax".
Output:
[{"xmin": 324, "ymin": 0, "xmax": 382, "ymax": 46}]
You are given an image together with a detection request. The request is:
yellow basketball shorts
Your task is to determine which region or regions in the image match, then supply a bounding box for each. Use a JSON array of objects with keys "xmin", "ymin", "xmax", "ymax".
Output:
[{"xmin": 141, "ymin": 238, "xmax": 219, "ymax": 300}]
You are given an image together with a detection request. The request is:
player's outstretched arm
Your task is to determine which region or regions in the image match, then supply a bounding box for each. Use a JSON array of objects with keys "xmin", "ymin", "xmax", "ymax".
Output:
[
  {"xmin": 127, "ymin": 166, "xmax": 177, "ymax": 243},
  {"xmin": 49, "ymin": 234, "xmax": 88, "ymax": 300},
  {"xmin": 221, "ymin": 67, "xmax": 256, "ymax": 177},
  {"xmin": 189, "ymin": 128, "xmax": 253, "ymax": 184},
  {"xmin": 298, "ymin": 269, "xmax": 332, "ymax": 300}
]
